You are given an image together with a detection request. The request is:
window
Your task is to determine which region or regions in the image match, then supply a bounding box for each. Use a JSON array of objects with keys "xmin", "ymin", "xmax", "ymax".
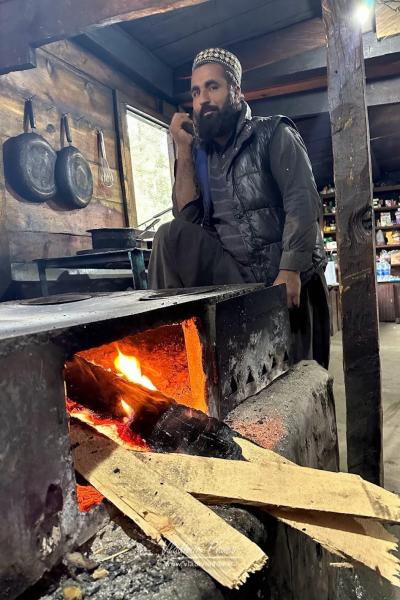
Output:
[{"xmin": 127, "ymin": 109, "xmax": 174, "ymax": 229}]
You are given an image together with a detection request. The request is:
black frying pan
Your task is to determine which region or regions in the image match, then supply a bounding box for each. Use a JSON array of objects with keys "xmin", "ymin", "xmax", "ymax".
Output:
[
  {"xmin": 55, "ymin": 114, "xmax": 93, "ymax": 209},
  {"xmin": 3, "ymin": 98, "xmax": 57, "ymax": 202}
]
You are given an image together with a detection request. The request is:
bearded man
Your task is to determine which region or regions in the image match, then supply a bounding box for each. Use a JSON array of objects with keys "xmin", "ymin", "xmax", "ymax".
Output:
[{"xmin": 148, "ymin": 48, "xmax": 329, "ymax": 368}]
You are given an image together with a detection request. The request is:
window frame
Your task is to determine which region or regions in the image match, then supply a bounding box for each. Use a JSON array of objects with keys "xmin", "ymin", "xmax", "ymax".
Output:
[{"xmin": 114, "ymin": 90, "xmax": 175, "ymax": 228}]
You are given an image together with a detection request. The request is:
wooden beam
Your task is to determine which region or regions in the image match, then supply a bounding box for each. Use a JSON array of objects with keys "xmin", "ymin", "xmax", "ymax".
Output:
[
  {"xmin": 249, "ymin": 74, "xmax": 400, "ymax": 120},
  {"xmin": 174, "ymin": 22, "xmax": 400, "ymax": 97},
  {"xmin": 322, "ymin": 0, "xmax": 383, "ymax": 484},
  {"xmin": 79, "ymin": 26, "xmax": 174, "ymax": 99},
  {"xmin": 0, "ymin": 0, "xmax": 208, "ymax": 74}
]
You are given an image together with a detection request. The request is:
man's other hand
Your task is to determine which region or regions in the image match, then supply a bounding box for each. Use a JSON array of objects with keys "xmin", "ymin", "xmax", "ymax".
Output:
[
  {"xmin": 170, "ymin": 113, "xmax": 194, "ymax": 151},
  {"xmin": 273, "ymin": 270, "xmax": 301, "ymax": 309}
]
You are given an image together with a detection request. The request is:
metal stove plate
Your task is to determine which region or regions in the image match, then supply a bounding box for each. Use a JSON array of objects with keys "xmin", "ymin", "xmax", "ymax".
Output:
[{"xmin": 19, "ymin": 293, "xmax": 93, "ymax": 306}]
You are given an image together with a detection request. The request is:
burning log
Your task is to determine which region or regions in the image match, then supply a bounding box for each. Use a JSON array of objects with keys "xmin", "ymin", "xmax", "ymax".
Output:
[
  {"xmin": 148, "ymin": 404, "xmax": 242, "ymax": 459},
  {"xmin": 65, "ymin": 355, "xmax": 243, "ymax": 458},
  {"xmin": 65, "ymin": 355, "xmax": 175, "ymax": 437}
]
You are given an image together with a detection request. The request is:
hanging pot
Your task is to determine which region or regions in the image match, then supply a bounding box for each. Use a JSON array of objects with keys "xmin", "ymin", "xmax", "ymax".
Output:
[
  {"xmin": 3, "ymin": 98, "xmax": 57, "ymax": 202},
  {"xmin": 55, "ymin": 114, "xmax": 93, "ymax": 209}
]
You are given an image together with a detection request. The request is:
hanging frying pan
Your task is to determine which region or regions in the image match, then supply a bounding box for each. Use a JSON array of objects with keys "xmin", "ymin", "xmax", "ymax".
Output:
[
  {"xmin": 55, "ymin": 114, "xmax": 93, "ymax": 209},
  {"xmin": 3, "ymin": 98, "xmax": 57, "ymax": 202}
]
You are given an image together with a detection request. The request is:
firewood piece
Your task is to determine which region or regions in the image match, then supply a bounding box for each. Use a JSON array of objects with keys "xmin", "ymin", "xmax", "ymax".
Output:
[
  {"xmin": 148, "ymin": 404, "xmax": 243, "ymax": 459},
  {"xmin": 234, "ymin": 438, "xmax": 400, "ymax": 588},
  {"xmin": 135, "ymin": 452, "xmax": 400, "ymax": 523},
  {"xmin": 70, "ymin": 423, "xmax": 267, "ymax": 589},
  {"xmin": 273, "ymin": 510, "xmax": 400, "ymax": 588},
  {"xmin": 65, "ymin": 355, "xmax": 175, "ymax": 435}
]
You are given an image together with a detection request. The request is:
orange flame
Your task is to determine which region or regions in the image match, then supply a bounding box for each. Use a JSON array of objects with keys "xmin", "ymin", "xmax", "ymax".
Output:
[
  {"xmin": 114, "ymin": 348, "xmax": 156, "ymax": 390},
  {"xmin": 114, "ymin": 348, "xmax": 157, "ymax": 416}
]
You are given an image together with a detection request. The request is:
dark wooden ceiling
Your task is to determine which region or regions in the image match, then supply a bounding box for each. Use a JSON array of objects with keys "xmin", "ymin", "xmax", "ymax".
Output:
[
  {"xmin": 120, "ymin": 0, "xmax": 322, "ymax": 67},
  {"xmin": 76, "ymin": 0, "xmax": 400, "ymax": 188}
]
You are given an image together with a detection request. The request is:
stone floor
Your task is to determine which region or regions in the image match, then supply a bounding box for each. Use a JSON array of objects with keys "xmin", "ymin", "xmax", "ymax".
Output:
[
  {"xmin": 330, "ymin": 322, "xmax": 400, "ymax": 493},
  {"xmin": 330, "ymin": 322, "xmax": 400, "ymax": 600}
]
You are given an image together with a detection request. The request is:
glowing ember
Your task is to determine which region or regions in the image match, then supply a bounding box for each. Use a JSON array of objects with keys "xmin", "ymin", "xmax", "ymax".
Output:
[
  {"xmin": 76, "ymin": 484, "xmax": 104, "ymax": 512},
  {"xmin": 114, "ymin": 348, "xmax": 156, "ymax": 390}
]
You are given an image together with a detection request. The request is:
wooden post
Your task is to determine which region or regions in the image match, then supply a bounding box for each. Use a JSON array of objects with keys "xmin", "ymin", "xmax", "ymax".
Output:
[{"xmin": 322, "ymin": 0, "xmax": 383, "ymax": 485}]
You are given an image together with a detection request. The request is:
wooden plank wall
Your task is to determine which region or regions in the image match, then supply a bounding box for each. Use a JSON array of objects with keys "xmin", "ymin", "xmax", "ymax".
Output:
[{"xmin": 0, "ymin": 40, "xmax": 174, "ymax": 295}]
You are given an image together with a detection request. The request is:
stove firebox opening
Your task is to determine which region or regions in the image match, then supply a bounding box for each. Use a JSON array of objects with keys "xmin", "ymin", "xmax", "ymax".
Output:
[{"xmin": 64, "ymin": 319, "xmax": 209, "ymax": 512}]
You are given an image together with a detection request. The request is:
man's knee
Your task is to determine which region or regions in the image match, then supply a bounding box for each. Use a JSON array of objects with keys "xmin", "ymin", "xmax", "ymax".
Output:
[{"xmin": 152, "ymin": 221, "xmax": 172, "ymax": 251}]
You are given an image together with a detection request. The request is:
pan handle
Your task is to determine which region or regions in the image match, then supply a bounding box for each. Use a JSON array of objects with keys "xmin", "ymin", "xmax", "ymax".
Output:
[
  {"xmin": 61, "ymin": 114, "xmax": 73, "ymax": 146},
  {"xmin": 97, "ymin": 129, "xmax": 106, "ymax": 159},
  {"xmin": 23, "ymin": 98, "xmax": 36, "ymax": 132}
]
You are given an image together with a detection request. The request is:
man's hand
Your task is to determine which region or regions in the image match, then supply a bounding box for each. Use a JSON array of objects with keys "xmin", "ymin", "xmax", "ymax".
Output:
[
  {"xmin": 273, "ymin": 270, "xmax": 301, "ymax": 309},
  {"xmin": 170, "ymin": 113, "xmax": 194, "ymax": 154}
]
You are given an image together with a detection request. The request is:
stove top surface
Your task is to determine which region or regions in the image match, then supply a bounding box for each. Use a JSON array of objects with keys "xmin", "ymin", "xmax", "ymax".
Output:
[{"xmin": 0, "ymin": 285, "xmax": 266, "ymax": 341}]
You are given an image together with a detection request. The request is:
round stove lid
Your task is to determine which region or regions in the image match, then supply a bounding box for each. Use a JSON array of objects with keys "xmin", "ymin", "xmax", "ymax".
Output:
[{"xmin": 20, "ymin": 293, "xmax": 93, "ymax": 306}]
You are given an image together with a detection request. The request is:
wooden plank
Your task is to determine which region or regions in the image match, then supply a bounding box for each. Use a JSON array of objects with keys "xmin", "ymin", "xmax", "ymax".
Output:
[
  {"xmin": 67, "ymin": 419, "xmax": 400, "ymax": 525},
  {"xmin": 235, "ymin": 438, "xmax": 400, "ymax": 589},
  {"xmin": 322, "ymin": 0, "xmax": 382, "ymax": 485},
  {"xmin": 43, "ymin": 41, "xmax": 175, "ymax": 123},
  {"xmin": 114, "ymin": 90, "xmax": 138, "ymax": 227},
  {"xmin": 0, "ymin": 0, "xmax": 209, "ymax": 74},
  {"xmin": 174, "ymin": 17, "xmax": 326, "ymax": 82},
  {"xmin": 70, "ymin": 423, "xmax": 268, "ymax": 589},
  {"xmin": 376, "ymin": 0, "xmax": 400, "ymax": 39},
  {"xmin": 249, "ymin": 73, "xmax": 400, "ymax": 119},
  {"xmin": 4, "ymin": 193, "xmax": 124, "ymax": 237},
  {"xmin": 135, "ymin": 452, "xmax": 400, "ymax": 522},
  {"xmin": 69, "ymin": 424, "xmax": 400, "ymax": 586},
  {"xmin": 274, "ymin": 509, "xmax": 400, "ymax": 588},
  {"xmin": 8, "ymin": 231, "xmax": 92, "ymax": 261}
]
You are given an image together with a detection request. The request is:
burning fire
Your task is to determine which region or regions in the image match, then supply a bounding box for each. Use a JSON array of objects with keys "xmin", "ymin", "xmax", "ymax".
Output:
[
  {"xmin": 114, "ymin": 348, "xmax": 157, "ymax": 418},
  {"xmin": 114, "ymin": 348, "xmax": 156, "ymax": 390}
]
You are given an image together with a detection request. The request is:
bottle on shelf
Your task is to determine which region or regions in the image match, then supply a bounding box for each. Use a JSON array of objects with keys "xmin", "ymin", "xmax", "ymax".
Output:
[{"xmin": 376, "ymin": 229, "xmax": 385, "ymax": 246}]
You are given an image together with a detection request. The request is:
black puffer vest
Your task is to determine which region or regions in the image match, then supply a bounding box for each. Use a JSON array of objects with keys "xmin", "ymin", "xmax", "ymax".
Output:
[{"xmin": 192, "ymin": 104, "xmax": 326, "ymax": 285}]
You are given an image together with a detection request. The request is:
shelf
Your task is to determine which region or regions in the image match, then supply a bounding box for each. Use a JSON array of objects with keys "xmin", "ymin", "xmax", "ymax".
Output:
[
  {"xmin": 324, "ymin": 232, "xmax": 336, "ymax": 236},
  {"xmin": 376, "ymin": 244, "xmax": 400, "ymax": 249},
  {"xmin": 323, "ymin": 212, "xmax": 336, "ymax": 217},
  {"xmin": 376, "ymin": 225, "xmax": 400, "ymax": 230},
  {"xmin": 374, "ymin": 206, "xmax": 399, "ymax": 212},
  {"xmin": 374, "ymin": 184, "xmax": 400, "ymax": 193},
  {"xmin": 320, "ymin": 184, "xmax": 400, "ymax": 199}
]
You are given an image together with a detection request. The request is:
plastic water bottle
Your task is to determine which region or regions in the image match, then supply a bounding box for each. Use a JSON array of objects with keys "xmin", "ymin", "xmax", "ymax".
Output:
[
  {"xmin": 384, "ymin": 258, "xmax": 391, "ymax": 278},
  {"xmin": 376, "ymin": 259, "xmax": 383, "ymax": 281}
]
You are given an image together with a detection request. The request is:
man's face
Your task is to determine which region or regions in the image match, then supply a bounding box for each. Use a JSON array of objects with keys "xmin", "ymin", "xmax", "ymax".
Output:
[{"xmin": 191, "ymin": 63, "xmax": 241, "ymax": 142}]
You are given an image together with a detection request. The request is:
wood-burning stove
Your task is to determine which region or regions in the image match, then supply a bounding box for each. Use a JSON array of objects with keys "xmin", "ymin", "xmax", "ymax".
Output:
[{"xmin": 0, "ymin": 284, "xmax": 290, "ymax": 599}]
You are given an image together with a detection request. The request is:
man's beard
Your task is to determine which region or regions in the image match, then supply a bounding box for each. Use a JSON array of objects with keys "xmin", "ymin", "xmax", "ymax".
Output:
[{"xmin": 194, "ymin": 96, "xmax": 241, "ymax": 143}]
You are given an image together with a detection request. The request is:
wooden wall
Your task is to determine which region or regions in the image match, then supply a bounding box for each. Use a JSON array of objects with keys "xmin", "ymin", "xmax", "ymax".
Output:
[{"xmin": 0, "ymin": 40, "xmax": 175, "ymax": 297}]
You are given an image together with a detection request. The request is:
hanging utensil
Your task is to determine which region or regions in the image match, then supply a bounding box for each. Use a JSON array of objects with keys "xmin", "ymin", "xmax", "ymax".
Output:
[
  {"xmin": 97, "ymin": 129, "xmax": 113, "ymax": 188},
  {"xmin": 3, "ymin": 98, "xmax": 57, "ymax": 202},
  {"xmin": 55, "ymin": 114, "xmax": 93, "ymax": 209}
]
